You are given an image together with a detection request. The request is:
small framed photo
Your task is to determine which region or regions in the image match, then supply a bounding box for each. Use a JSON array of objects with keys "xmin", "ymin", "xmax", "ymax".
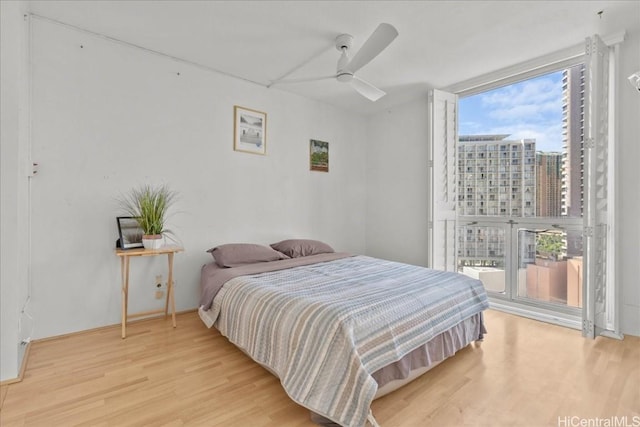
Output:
[
  {"xmin": 234, "ymin": 106, "xmax": 267, "ymax": 155},
  {"xmin": 310, "ymin": 139, "xmax": 329, "ymax": 172},
  {"xmin": 116, "ymin": 216, "xmax": 144, "ymax": 249}
]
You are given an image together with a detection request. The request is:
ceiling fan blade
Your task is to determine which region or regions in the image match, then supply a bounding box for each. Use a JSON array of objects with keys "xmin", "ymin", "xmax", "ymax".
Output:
[
  {"xmin": 268, "ymin": 75, "xmax": 335, "ymax": 87},
  {"xmin": 350, "ymin": 76, "xmax": 386, "ymax": 101},
  {"xmin": 345, "ymin": 23, "xmax": 398, "ymax": 73}
]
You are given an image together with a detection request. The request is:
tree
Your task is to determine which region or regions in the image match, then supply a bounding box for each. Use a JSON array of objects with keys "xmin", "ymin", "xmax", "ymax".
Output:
[{"xmin": 536, "ymin": 232, "xmax": 565, "ymax": 261}]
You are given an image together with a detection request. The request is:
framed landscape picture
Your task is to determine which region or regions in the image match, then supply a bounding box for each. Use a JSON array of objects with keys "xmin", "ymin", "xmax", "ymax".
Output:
[
  {"xmin": 234, "ymin": 106, "xmax": 267, "ymax": 155},
  {"xmin": 310, "ymin": 139, "xmax": 329, "ymax": 172}
]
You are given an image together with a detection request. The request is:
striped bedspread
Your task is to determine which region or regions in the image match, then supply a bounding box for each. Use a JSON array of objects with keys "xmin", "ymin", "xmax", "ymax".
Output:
[{"xmin": 210, "ymin": 255, "xmax": 489, "ymax": 427}]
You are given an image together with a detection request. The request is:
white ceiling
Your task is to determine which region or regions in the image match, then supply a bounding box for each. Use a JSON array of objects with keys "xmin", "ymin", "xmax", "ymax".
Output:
[{"xmin": 27, "ymin": 0, "xmax": 640, "ymax": 115}]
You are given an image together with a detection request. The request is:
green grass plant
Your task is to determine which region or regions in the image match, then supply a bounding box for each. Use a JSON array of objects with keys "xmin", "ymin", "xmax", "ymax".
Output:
[{"xmin": 118, "ymin": 184, "xmax": 177, "ymax": 236}]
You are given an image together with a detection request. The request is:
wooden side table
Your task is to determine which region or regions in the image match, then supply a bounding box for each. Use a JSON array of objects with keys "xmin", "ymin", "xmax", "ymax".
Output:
[{"xmin": 115, "ymin": 246, "xmax": 184, "ymax": 338}]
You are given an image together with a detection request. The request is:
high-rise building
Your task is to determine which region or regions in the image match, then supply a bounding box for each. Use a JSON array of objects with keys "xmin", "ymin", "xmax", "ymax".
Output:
[
  {"xmin": 458, "ymin": 135, "xmax": 536, "ymax": 217},
  {"xmin": 536, "ymin": 152, "xmax": 563, "ymax": 217},
  {"xmin": 561, "ymin": 64, "xmax": 586, "ymax": 218},
  {"xmin": 457, "ymin": 135, "xmax": 536, "ymax": 268},
  {"xmin": 561, "ymin": 64, "xmax": 586, "ymax": 257}
]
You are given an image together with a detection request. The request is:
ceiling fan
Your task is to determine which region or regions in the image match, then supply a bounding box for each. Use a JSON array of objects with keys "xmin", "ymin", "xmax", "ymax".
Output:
[{"xmin": 268, "ymin": 23, "xmax": 399, "ymax": 102}]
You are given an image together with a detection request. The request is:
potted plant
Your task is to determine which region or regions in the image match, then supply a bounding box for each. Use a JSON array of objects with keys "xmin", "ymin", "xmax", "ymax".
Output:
[{"xmin": 118, "ymin": 184, "xmax": 177, "ymax": 250}]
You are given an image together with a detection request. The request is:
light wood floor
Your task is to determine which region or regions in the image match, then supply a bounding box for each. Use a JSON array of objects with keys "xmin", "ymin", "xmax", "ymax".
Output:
[{"xmin": 1, "ymin": 310, "xmax": 638, "ymax": 426}]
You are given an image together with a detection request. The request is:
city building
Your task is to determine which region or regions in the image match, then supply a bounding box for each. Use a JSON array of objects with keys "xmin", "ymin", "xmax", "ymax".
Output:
[
  {"xmin": 536, "ymin": 152, "xmax": 563, "ymax": 217},
  {"xmin": 457, "ymin": 135, "xmax": 537, "ymax": 271},
  {"xmin": 561, "ymin": 64, "xmax": 586, "ymax": 218},
  {"xmin": 458, "ymin": 134, "xmax": 536, "ymax": 217},
  {"xmin": 561, "ymin": 64, "xmax": 586, "ymax": 257}
]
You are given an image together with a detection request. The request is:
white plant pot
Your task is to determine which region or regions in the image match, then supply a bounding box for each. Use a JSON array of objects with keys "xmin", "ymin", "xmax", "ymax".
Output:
[{"xmin": 142, "ymin": 234, "xmax": 164, "ymax": 250}]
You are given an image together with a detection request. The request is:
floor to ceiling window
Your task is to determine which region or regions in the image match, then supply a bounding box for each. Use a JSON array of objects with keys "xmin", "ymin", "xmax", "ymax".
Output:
[
  {"xmin": 456, "ymin": 66, "xmax": 584, "ymax": 317},
  {"xmin": 429, "ymin": 34, "xmax": 619, "ymax": 337}
]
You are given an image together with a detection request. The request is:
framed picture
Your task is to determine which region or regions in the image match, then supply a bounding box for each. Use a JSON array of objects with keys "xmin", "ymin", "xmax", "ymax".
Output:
[
  {"xmin": 310, "ymin": 139, "xmax": 329, "ymax": 172},
  {"xmin": 116, "ymin": 216, "xmax": 144, "ymax": 249},
  {"xmin": 234, "ymin": 106, "xmax": 267, "ymax": 155}
]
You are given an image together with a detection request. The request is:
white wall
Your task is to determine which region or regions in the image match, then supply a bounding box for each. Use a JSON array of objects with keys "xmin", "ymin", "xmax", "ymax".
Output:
[
  {"xmin": 14, "ymin": 17, "xmax": 368, "ymax": 346},
  {"xmin": 365, "ymin": 97, "xmax": 430, "ymax": 266},
  {"xmin": 0, "ymin": 0, "xmax": 29, "ymax": 382},
  {"xmin": 616, "ymin": 28, "xmax": 640, "ymax": 336},
  {"xmin": 364, "ymin": 32, "xmax": 640, "ymax": 336}
]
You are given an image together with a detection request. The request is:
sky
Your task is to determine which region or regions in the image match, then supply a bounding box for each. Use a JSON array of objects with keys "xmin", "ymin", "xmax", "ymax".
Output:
[{"xmin": 459, "ymin": 71, "xmax": 564, "ymax": 152}]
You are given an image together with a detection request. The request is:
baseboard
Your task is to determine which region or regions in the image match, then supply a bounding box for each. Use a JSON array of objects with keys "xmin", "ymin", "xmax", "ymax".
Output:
[
  {"xmin": 34, "ymin": 308, "xmax": 198, "ymax": 344},
  {"xmin": 600, "ymin": 330, "xmax": 625, "ymax": 340},
  {"xmin": 0, "ymin": 341, "xmax": 31, "ymax": 386}
]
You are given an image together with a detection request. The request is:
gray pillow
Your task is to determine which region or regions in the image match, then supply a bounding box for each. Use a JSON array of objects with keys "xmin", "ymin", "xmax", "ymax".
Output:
[
  {"xmin": 208, "ymin": 243, "xmax": 289, "ymax": 268},
  {"xmin": 270, "ymin": 239, "xmax": 334, "ymax": 258}
]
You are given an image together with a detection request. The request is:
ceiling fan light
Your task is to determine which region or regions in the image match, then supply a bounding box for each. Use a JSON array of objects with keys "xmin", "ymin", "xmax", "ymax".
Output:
[{"xmin": 336, "ymin": 72, "xmax": 353, "ymax": 83}]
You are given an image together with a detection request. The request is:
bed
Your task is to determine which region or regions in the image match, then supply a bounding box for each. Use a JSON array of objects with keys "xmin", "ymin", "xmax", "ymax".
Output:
[{"xmin": 198, "ymin": 240, "xmax": 489, "ymax": 427}]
